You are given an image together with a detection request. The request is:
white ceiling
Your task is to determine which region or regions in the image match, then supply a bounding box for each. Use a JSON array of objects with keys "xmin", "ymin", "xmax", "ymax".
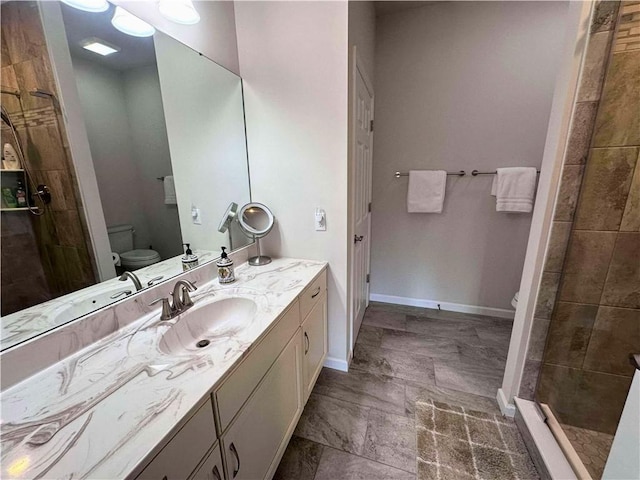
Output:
[{"xmin": 61, "ymin": 2, "xmax": 156, "ymax": 71}]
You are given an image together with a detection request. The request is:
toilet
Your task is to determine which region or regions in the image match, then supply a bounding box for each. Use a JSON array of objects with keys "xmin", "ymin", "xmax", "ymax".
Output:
[{"xmin": 107, "ymin": 224, "xmax": 161, "ymax": 271}]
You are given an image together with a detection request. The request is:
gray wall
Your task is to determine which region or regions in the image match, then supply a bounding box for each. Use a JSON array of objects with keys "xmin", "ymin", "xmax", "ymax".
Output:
[
  {"xmin": 348, "ymin": 1, "xmax": 376, "ymax": 84},
  {"xmin": 370, "ymin": 1, "xmax": 569, "ymax": 311},
  {"xmin": 72, "ymin": 56, "xmax": 181, "ymax": 259},
  {"xmin": 122, "ymin": 64, "xmax": 183, "ymax": 259}
]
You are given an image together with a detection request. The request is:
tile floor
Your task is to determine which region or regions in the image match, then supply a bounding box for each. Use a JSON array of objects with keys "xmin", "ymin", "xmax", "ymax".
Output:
[
  {"xmin": 274, "ymin": 302, "xmax": 531, "ymax": 480},
  {"xmin": 561, "ymin": 423, "xmax": 614, "ymax": 479}
]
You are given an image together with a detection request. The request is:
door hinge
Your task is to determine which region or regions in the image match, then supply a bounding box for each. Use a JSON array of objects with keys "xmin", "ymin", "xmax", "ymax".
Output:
[
  {"xmin": 368, "ymin": 202, "xmax": 371, "ymax": 213},
  {"xmin": 366, "ymin": 274, "xmax": 370, "ymax": 283},
  {"xmin": 369, "ymin": 120, "xmax": 374, "ymax": 132}
]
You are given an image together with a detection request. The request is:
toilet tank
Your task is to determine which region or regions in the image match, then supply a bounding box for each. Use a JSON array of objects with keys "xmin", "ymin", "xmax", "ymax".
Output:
[{"xmin": 107, "ymin": 224, "xmax": 134, "ymax": 253}]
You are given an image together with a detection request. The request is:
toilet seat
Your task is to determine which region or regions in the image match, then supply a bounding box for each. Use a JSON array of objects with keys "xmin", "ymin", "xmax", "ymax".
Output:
[{"xmin": 120, "ymin": 249, "xmax": 161, "ymax": 269}]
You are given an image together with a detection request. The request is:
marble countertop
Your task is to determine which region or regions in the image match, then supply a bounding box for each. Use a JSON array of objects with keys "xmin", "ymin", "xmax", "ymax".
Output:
[
  {"xmin": 0, "ymin": 257, "xmax": 326, "ymax": 479},
  {"xmin": 1, "ymin": 250, "xmax": 217, "ymax": 351}
]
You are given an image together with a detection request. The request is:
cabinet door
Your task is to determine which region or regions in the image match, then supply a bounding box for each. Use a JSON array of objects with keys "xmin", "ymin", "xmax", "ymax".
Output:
[
  {"xmin": 137, "ymin": 401, "xmax": 216, "ymax": 480},
  {"xmin": 222, "ymin": 332, "xmax": 302, "ymax": 480},
  {"xmin": 190, "ymin": 443, "xmax": 224, "ymax": 480},
  {"xmin": 302, "ymin": 291, "xmax": 327, "ymax": 403},
  {"xmin": 215, "ymin": 301, "xmax": 300, "ymax": 434}
]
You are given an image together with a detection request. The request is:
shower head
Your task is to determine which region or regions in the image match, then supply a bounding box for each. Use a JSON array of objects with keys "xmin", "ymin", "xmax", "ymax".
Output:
[
  {"xmin": 29, "ymin": 88, "xmax": 61, "ymax": 112},
  {"xmin": 29, "ymin": 88, "xmax": 55, "ymax": 99}
]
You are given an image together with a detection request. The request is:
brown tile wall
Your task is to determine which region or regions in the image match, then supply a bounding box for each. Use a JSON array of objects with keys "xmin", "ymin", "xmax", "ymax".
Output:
[
  {"xmin": 1, "ymin": 1, "xmax": 96, "ymax": 315},
  {"xmin": 521, "ymin": 1, "xmax": 640, "ymax": 436}
]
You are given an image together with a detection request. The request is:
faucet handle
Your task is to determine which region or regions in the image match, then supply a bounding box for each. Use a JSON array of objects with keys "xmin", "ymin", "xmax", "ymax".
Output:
[
  {"xmin": 182, "ymin": 280, "xmax": 198, "ymax": 291},
  {"xmin": 180, "ymin": 286, "xmax": 195, "ymax": 309},
  {"xmin": 149, "ymin": 297, "xmax": 174, "ymax": 321},
  {"xmin": 147, "ymin": 276, "xmax": 164, "ymax": 287}
]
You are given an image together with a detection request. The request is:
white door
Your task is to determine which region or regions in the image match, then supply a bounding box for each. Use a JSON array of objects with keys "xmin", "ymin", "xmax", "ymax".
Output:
[{"xmin": 351, "ymin": 53, "xmax": 373, "ymax": 349}]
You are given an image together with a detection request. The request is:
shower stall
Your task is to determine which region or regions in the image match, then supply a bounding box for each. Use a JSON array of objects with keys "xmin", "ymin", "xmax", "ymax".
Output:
[
  {"xmin": 520, "ymin": 1, "xmax": 640, "ymax": 478},
  {"xmin": 1, "ymin": 0, "xmax": 96, "ymax": 315}
]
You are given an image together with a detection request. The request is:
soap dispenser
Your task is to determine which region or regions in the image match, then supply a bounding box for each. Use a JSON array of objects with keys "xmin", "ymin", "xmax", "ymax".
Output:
[
  {"xmin": 217, "ymin": 246, "xmax": 235, "ymax": 284},
  {"xmin": 181, "ymin": 243, "xmax": 199, "ymax": 271}
]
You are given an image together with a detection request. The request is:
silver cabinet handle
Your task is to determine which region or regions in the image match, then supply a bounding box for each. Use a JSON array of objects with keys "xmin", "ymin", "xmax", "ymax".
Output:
[
  {"xmin": 212, "ymin": 465, "xmax": 222, "ymax": 480},
  {"xmin": 304, "ymin": 331, "xmax": 310, "ymax": 355},
  {"xmin": 230, "ymin": 442, "xmax": 240, "ymax": 478},
  {"xmin": 311, "ymin": 286, "xmax": 321, "ymax": 298}
]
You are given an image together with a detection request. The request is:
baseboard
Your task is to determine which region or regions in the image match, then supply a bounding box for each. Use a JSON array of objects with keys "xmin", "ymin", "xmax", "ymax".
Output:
[
  {"xmin": 496, "ymin": 388, "xmax": 517, "ymax": 417},
  {"xmin": 514, "ymin": 398, "xmax": 576, "ymax": 480},
  {"xmin": 369, "ymin": 293, "xmax": 515, "ymax": 319},
  {"xmin": 324, "ymin": 356, "xmax": 349, "ymax": 372}
]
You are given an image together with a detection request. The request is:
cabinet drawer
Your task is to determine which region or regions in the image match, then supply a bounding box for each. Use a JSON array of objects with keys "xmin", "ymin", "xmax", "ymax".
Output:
[
  {"xmin": 299, "ymin": 269, "xmax": 326, "ymax": 321},
  {"xmin": 137, "ymin": 400, "xmax": 216, "ymax": 480},
  {"xmin": 215, "ymin": 300, "xmax": 300, "ymax": 433},
  {"xmin": 190, "ymin": 442, "xmax": 224, "ymax": 480},
  {"xmin": 221, "ymin": 332, "xmax": 302, "ymax": 480}
]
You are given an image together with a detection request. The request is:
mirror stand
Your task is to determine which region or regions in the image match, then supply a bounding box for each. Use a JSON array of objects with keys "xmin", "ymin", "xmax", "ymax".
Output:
[{"xmin": 249, "ymin": 237, "xmax": 271, "ymax": 266}]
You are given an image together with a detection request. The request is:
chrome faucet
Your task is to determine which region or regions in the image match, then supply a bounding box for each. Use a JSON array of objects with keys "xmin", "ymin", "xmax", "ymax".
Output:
[
  {"xmin": 149, "ymin": 279, "xmax": 198, "ymax": 321},
  {"xmin": 119, "ymin": 271, "xmax": 143, "ymax": 291},
  {"xmin": 172, "ymin": 280, "xmax": 197, "ymax": 312}
]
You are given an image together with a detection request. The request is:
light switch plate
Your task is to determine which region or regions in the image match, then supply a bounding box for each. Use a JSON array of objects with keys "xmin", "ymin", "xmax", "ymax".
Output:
[
  {"xmin": 192, "ymin": 206, "xmax": 202, "ymax": 225},
  {"xmin": 315, "ymin": 208, "xmax": 326, "ymax": 231}
]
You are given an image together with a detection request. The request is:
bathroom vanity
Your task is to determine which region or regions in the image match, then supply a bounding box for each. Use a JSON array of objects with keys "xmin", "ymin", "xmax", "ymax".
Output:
[{"xmin": 0, "ymin": 257, "xmax": 327, "ymax": 480}]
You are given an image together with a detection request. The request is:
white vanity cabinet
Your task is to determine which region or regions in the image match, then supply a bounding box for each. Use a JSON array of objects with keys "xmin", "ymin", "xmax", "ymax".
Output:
[{"xmin": 136, "ymin": 267, "xmax": 327, "ymax": 480}]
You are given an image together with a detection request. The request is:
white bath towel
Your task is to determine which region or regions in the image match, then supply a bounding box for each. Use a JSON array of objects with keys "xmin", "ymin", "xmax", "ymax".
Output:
[
  {"xmin": 491, "ymin": 167, "xmax": 537, "ymax": 213},
  {"xmin": 407, "ymin": 170, "xmax": 447, "ymax": 213},
  {"xmin": 163, "ymin": 176, "xmax": 177, "ymax": 205}
]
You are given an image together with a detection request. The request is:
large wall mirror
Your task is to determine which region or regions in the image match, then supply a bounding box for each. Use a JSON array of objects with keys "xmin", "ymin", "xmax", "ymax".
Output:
[{"xmin": 0, "ymin": 0, "xmax": 251, "ymax": 351}]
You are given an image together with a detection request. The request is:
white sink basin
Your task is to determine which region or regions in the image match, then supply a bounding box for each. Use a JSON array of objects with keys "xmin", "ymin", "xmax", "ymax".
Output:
[{"xmin": 158, "ymin": 297, "xmax": 258, "ymax": 355}]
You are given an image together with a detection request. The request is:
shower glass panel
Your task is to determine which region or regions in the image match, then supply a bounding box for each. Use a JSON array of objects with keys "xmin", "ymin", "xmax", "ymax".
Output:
[{"xmin": 534, "ymin": 2, "xmax": 640, "ymax": 478}]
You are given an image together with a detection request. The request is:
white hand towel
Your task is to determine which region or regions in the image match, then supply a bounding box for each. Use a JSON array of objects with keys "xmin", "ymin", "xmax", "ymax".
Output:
[
  {"xmin": 491, "ymin": 167, "xmax": 537, "ymax": 213},
  {"xmin": 163, "ymin": 175, "xmax": 177, "ymax": 205},
  {"xmin": 407, "ymin": 170, "xmax": 447, "ymax": 213}
]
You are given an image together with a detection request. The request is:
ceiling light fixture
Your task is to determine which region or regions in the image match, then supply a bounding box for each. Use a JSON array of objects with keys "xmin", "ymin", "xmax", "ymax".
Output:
[
  {"xmin": 60, "ymin": 0, "xmax": 109, "ymax": 13},
  {"xmin": 111, "ymin": 6, "xmax": 156, "ymax": 37},
  {"xmin": 81, "ymin": 37, "xmax": 121, "ymax": 56},
  {"xmin": 158, "ymin": 0, "xmax": 201, "ymax": 25}
]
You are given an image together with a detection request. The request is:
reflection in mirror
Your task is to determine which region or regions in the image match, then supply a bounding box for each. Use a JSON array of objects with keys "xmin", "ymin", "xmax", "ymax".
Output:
[
  {"xmin": 0, "ymin": 0, "xmax": 251, "ymax": 351},
  {"xmin": 237, "ymin": 203, "xmax": 275, "ymax": 266}
]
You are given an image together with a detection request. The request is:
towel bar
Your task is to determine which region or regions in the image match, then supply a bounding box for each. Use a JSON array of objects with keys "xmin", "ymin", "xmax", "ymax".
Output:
[
  {"xmin": 471, "ymin": 169, "xmax": 541, "ymax": 176},
  {"xmin": 394, "ymin": 170, "xmax": 465, "ymax": 178}
]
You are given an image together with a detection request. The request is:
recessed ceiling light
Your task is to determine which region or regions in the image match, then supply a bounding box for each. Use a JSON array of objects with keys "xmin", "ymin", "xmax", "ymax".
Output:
[
  {"xmin": 60, "ymin": 0, "xmax": 109, "ymax": 13},
  {"xmin": 111, "ymin": 6, "xmax": 156, "ymax": 37},
  {"xmin": 81, "ymin": 37, "xmax": 120, "ymax": 56},
  {"xmin": 158, "ymin": 0, "xmax": 200, "ymax": 25}
]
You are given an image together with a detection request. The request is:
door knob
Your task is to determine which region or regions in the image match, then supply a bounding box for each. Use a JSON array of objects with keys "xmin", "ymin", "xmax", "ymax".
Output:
[{"xmin": 354, "ymin": 235, "xmax": 364, "ymax": 244}]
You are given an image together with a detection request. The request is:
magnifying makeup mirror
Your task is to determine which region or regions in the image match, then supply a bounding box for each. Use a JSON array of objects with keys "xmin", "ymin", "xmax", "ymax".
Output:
[{"xmin": 237, "ymin": 202, "xmax": 275, "ymax": 266}]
